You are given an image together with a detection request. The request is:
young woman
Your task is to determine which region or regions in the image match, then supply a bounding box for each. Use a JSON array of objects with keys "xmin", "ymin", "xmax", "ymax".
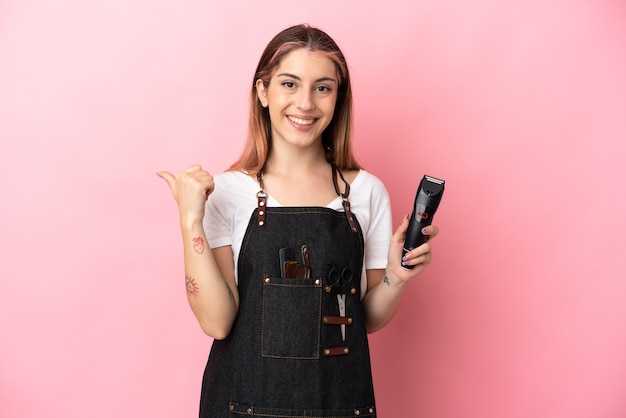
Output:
[{"xmin": 158, "ymin": 24, "xmax": 438, "ymax": 418}]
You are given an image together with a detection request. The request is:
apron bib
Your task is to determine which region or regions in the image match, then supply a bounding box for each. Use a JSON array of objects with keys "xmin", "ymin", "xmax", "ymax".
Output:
[{"xmin": 199, "ymin": 205, "xmax": 376, "ymax": 418}]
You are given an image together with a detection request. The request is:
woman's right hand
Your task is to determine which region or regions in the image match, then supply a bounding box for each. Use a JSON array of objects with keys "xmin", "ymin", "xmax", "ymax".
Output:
[{"xmin": 157, "ymin": 165, "xmax": 215, "ymax": 225}]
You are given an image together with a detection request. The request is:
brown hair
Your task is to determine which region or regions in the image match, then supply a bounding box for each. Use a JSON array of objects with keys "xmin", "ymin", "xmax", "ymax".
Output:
[{"xmin": 229, "ymin": 24, "xmax": 361, "ymax": 175}]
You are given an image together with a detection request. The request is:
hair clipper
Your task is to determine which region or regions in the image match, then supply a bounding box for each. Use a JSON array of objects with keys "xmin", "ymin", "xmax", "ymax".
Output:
[{"xmin": 401, "ymin": 175, "xmax": 445, "ymax": 269}]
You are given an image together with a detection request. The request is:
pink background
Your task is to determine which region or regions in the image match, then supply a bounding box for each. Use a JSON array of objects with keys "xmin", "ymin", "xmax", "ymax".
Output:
[{"xmin": 1, "ymin": 1, "xmax": 626, "ymax": 417}]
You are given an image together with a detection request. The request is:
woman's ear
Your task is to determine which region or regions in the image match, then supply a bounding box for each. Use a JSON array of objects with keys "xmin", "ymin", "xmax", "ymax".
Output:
[{"xmin": 255, "ymin": 79, "xmax": 268, "ymax": 108}]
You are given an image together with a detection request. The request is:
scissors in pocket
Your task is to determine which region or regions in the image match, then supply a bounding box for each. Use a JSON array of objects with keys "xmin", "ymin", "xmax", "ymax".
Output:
[{"xmin": 327, "ymin": 264, "xmax": 353, "ymax": 341}]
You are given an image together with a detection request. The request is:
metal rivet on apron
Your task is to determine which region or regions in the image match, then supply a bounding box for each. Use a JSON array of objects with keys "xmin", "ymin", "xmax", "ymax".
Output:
[
  {"xmin": 347, "ymin": 318, "xmax": 353, "ymax": 324},
  {"xmin": 354, "ymin": 409, "xmax": 361, "ymax": 415},
  {"xmin": 258, "ymin": 220, "xmax": 264, "ymax": 226},
  {"xmin": 259, "ymin": 210, "xmax": 264, "ymax": 216},
  {"xmin": 369, "ymin": 407, "xmax": 375, "ymax": 413},
  {"xmin": 229, "ymin": 404, "xmax": 234, "ymax": 411},
  {"xmin": 324, "ymin": 349, "xmax": 330, "ymax": 355},
  {"xmin": 344, "ymin": 347, "xmax": 349, "ymax": 354},
  {"xmin": 325, "ymin": 285, "xmax": 331, "ymax": 294},
  {"xmin": 315, "ymin": 279, "xmax": 320, "ymax": 285},
  {"xmin": 264, "ymin": 277, "xmax": 270, "ymax": 283},
  {"xmin": 247, "ymin": 406, "xmax": 253, "ymax": 414}
]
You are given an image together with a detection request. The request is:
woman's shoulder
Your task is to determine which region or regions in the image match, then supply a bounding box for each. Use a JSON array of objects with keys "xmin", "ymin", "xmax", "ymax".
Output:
[
  {"xmin": 209, "ymin": 170, "xmax": 259, "ymax": 204},
  {"xmin": 352, "ymin": 169, "xmax": 388, "ymax": 194},
  {"xmin": 214, "ymin": 170, "xmax": 258, "ymax": 188}
]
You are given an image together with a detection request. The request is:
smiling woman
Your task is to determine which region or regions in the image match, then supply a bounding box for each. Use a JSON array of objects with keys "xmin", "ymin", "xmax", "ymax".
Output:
[
  {"xmin": 157, "ymin": 23, "xmax": 438, "ymax": 417},
  {"xmin": 2, "ymin": 1, "xmax": 626, "ymax": 417},
  {"xmin": 256, "ymin": 49, "xmax": 339, "ymax": 158}
]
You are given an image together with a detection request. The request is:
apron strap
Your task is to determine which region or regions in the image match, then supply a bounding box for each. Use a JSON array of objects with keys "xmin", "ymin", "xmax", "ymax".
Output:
[
  {"xmin": 255, "ymin": 150, "xmax": 358, "ymax": 233},
  {"xmin": 256, "ymin": 171, "xmax": 267, "ymax": 227},
  {"xmin": 326, "ymin": 147, "xmax": 358, "ymax": 233}
]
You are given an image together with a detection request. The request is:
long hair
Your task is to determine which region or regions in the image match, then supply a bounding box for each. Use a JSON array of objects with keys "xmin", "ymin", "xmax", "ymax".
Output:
[{"xmin": 229, "ymin": 24, "xmax": 361, "ymax": 175}]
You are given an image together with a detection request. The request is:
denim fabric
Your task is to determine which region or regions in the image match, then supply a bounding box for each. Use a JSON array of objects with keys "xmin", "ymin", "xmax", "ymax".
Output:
[{"xmin": 200, "ymin": 207, "xmax": 376, "ymax": 417}]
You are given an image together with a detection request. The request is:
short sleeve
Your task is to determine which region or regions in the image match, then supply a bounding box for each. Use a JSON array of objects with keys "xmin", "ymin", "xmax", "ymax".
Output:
[
  {"xmin": 203, "ymin": 178, "xmax": 233, "ymax": 249},
  {"xmin": 361, "ymin": 174, "xmax": 392, "ymax": 271}
]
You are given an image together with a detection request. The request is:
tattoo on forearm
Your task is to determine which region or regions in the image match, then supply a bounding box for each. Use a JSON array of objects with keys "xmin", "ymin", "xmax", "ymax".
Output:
[
  {"xmin": 383, "ymin": 276, "xmax": 391, "ymax": 287},
  {"xmin": 185, "ymin": 275, "xmax": 200, "ymax": 298},
  {"xmin": 192, "ymin": 236, "xmax": 205, "ymax": 254}
]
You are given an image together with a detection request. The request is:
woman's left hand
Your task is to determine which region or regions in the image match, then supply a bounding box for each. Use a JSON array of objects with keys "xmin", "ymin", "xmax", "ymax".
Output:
[{"xmin": 386, "ymin": 215, "xmax": 439, "ymax": 285}]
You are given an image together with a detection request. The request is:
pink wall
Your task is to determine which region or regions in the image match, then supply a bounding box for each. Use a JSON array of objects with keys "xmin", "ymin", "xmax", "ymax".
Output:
[{"xmin": 1, "ymin": 1, "xmax": 625, "ymax": 417}]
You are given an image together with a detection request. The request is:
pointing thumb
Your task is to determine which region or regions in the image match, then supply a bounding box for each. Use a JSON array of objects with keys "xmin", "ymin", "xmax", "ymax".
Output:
[{"xmin": 156, "ymin": 171, "xmax": 176, "ymax": 190}]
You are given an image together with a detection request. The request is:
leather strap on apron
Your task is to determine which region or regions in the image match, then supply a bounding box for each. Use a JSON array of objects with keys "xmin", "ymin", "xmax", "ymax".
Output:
[{"xmin": 254, "ymin": 148, "xmax": 358, "ymax": 233}]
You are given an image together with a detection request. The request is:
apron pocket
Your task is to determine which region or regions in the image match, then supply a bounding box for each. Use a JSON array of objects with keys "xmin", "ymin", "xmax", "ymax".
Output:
[
  {"xmin": 229, "ymin": 402, "xmax": 375, "ymax": 417},
  {"xmin": 261, "ymin": 276, "xmax": 323, "ymax": 359}
]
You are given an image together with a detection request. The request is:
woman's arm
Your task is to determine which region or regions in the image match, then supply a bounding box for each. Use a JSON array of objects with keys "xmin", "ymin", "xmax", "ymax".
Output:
[
  {"xmin": 180, "ymin": 225, "xmax": 238, "ymax": 340},
  {"xmin": 158, "ymin": 166, "xmax": 239, "ymax": 340},
  {"xmin": 362, "ymin": 216, "xmax": 438, "ymax": 333}
]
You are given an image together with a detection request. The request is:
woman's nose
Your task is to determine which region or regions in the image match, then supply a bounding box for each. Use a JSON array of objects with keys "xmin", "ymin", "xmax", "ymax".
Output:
[{"xmin": 296, "ymin": 89, "xmax": 315, "ymax": 111}]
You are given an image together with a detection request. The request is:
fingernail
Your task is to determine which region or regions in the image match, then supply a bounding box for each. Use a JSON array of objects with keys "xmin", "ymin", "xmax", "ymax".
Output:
[{"xmin": 421, "ymin": 227, "xmax": 429, "ymax": 234}]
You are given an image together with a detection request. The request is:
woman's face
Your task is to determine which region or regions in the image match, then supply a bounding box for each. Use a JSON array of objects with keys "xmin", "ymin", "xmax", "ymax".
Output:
[{"xmin": 256, "ymin": 48, "xmax": 338, "ymax": 151}]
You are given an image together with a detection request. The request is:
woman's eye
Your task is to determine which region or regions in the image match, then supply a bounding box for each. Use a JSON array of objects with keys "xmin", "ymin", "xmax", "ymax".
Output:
[
  {"xmin": 282, "ymin": 81, "xmax": 296, "ymax": 89},
  {"xmin": 316, "ymin": 85, "xmax": 332, "ymax": 93}
]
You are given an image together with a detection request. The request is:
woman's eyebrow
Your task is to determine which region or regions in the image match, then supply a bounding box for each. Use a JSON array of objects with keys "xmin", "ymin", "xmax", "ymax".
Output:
[{"xmin": 276, "ymin": 73, "xmax": 338, "ymax": 84}]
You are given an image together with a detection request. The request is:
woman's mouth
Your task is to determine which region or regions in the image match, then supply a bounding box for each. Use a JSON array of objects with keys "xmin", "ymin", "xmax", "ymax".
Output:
[{"xmin": 287, "ymin": 116, "xmax": 315, "ymax": 126}]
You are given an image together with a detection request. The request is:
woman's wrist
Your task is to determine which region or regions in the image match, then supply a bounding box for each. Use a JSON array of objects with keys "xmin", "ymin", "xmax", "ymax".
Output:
[
  {"xmin": 381, "ymin": 273, "xmax": 408, "ymax": 289},
  {"xmin": 180, "ymin": 215, "xmax": 204, "ymax": 232}
]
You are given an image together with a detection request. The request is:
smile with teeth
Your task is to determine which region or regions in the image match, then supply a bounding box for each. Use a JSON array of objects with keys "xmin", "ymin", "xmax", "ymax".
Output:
[{"xmin": 288, "ymin": 116, "xmax": 315, "ymax": 126}]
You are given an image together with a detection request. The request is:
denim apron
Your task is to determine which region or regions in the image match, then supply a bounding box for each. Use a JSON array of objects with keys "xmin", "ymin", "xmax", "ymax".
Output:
[{"xmin": 199, "ymin": 166, "xmax": 376, "ymax": 417}]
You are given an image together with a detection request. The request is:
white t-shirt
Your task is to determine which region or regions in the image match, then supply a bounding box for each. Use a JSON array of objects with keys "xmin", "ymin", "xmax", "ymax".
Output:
[{"xmin": 203, "ymin": 170, "xmax": 392, "ymax": 295}]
